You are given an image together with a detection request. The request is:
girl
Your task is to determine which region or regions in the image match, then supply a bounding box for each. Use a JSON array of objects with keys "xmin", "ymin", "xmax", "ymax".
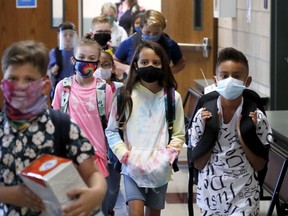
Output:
[
  {"xmin": 105, "ymin": 41, "xmax": 185, "ymax": 216},
  {"xmin": 52, "ymin": 38, "xmax": 113, "ymax": 178}
]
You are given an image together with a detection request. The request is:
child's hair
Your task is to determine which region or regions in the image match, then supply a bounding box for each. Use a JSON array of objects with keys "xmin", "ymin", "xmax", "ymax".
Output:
[
  {"xmin": 100, "ymin": 50, "xmax": 117, "ymax": 81},
  {"xmin": 216, "ymin": 47, "xmax": 249, "ymax": 73},
  {"xmin": 58, "ymin": 21, "xmax": 76, "ymax": 32},
  {"xmin": 121, "ymin": 40, "xmax": 177, "ymax": 120},
  {"xmin": 140, "ymin": 9, "xmax": 166, "ymax": 30},
  {"xmin": 73, "ymin": 37, "xmax": 102, "ymax": 57},
  {"xmin": 1, "ymin": 40, "xmax": 49, "ymax": 77},
  {"xmin": 91, "ymin": 15, "xmax": 111, "ymax": 29},
  {"xmin": 101, "ymin": 2, "xmax": 117, "ymax": 16}
]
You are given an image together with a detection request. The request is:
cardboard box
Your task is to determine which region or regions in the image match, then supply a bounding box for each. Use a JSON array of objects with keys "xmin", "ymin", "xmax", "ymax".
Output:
[{"xmin": 20, "ymin": 154, "xmax": 87, "ymax": 215}]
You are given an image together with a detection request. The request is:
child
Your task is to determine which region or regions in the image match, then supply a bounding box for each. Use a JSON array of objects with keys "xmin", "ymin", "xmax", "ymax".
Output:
[
  {"xmin": 52, "ymin": 37, "xmax": 113, "ymax": 216},
  {"xmin": 101, "ymin": 2, "xmax": 128, "ymax": 49},
  {"xmin": 189, "ymin": 47, "xmax": 273, "ymax": 215},
  {"xmin": 94, "ymin": 50, "xmax": 126, "ymax": 90},
  {"xmin": 48, "ymin": 21, "xmax": 78, "ymax": 100},
  {"xmin": 0, "ymin": 40, "xmax": 106, "ymax": 216},
  {"xmin": 105, "ymin": 40, "xmax": 185, "ymax": 216}
]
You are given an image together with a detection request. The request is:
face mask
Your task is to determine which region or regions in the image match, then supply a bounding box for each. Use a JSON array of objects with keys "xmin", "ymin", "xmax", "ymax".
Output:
[
  {"xmin": 136, "ymin": 65, "xmax": 164, "ymax": 83},
  {"xmin": 74, "ymin": 59, "xmax": 98, "ymax": 78},
  {"xmin": 94, "ymin": 68, "xmax": 112, "ymax": 80},
  {"xmin": 216, "ymin": 77, "xmax": 246, "ymax": 100},
  {"xmin": 134, "ymin": 26, "xmax": 141, "ymax": 33},
  {"xmin": 93, "ymin": 33, "xmax": 111, "ymax": 46},
  {"xmin": 107, "ymin": 16, "xmax": 116, "ymax": 25},
  {"xmin": 141, "ymin": 34, "xmax": 161, "ymax": 42},
  {"xmin": 1, "ymin": 79, "xmax": 47, "ymax": 120}
]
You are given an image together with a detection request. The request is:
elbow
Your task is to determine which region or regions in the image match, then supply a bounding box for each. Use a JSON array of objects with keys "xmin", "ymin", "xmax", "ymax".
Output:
[{"xmin": 193, "ymin": 160, "xmax": 206, "ymax": 170}]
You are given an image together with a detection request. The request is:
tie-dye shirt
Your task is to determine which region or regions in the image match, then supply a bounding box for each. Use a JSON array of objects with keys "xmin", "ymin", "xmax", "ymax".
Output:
[
  {"xmin": 190, "ymin": 97, "xmax": 273, "ymax": 215},
  {"xmin": 105, "ymin": 82, "xmax": 185, "ymax": 188}
]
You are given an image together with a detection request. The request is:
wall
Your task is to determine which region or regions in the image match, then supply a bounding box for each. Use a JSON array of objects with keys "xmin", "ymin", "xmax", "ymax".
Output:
[{"xmin": 217, "ymin": 0, "xmax": 271, "ymax": 97}]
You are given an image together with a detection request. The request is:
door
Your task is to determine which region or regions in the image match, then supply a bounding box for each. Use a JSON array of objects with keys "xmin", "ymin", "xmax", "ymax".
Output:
[{"xmin": 161, "ymin": 0, "xmax": 217, "ymax": 106}]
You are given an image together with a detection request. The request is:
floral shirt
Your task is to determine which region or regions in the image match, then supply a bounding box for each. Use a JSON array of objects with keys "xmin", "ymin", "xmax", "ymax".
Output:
[{"xmin": 0, "ymin": 109, "xmax": 95, "ymax": 216}]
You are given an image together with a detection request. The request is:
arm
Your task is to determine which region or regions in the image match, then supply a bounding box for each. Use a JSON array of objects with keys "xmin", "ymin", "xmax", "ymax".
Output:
[
  {"xmin": 113, "ymin": 56, "xmax": 130, "ymax": 75},
  {"xmin": 0, "ymin": 185, "xmax": 45, "ymax": 212},
  {"xmin": 62, "ymin": 157, "xmax": 107, "ymax": 216},
  {"xmin": 51, "ymin": 79, "xmax": 64, "ymax": 109},
  {"xmin": 171, "ymin": 57, "xmax": 186, "ymax": 74}
]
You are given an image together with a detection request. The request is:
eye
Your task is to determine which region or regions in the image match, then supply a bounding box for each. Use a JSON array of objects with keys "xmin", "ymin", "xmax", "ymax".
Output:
[{"xmin": 153, "ymin": 61, "xmax": 161, "ymax": 66}]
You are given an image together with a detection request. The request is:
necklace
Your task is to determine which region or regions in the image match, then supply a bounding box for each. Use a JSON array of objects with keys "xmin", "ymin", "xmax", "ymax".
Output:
[{"xmin": 145, "ymin": 94, "xmax": 156, "ymax": 118}]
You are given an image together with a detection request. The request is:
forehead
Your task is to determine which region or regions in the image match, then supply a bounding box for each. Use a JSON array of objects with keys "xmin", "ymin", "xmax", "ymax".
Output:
[
  {"xmin": 92, "ymin": 23, "xmax": 111, "ymax": 32},
  {"xmin": 100, "ymin": 53, "xmax": 112, "ymax": 62},
  {"xmin": 138, "ymin": 47, "xmax": 160, "ymax": 60},
  {"xmin": 4, "ymin": 63, "xmax": 42, "ymax": 79},
  {"xmin": 216, "ymin": 60, "xmax": 248, "ymax": 76},
  {"xmin": 141, "ymin": 25, "xmax": 163, "ymax": 34},
  {"xmin": 102, "ymin": 7, "xmax": 116, "ymax": 16},
  {"xmin": 75, "ymin": 45, "xmax": 100, "ymax": 56}
]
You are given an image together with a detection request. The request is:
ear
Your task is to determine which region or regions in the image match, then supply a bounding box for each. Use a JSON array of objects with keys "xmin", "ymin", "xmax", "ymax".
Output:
[
  {"xmin": 71, "ymin": 56, "xmax": 76, "ymax": 65},
  {"xmin": 213, "ymin": 76, "xmax": 218, "ymax": 86},
  {"xmin": 42, "ymin": 75, "xmax": 51, "ymax": 95},
  {"xmin": 244, "ymin": 76, "xmax": 252, "ymax": 87}
]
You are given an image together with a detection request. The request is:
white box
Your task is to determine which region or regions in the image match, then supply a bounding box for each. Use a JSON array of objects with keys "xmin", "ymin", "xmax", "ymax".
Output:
[
  {"xmin": 20, "ymin": 154, "xmax": 87, "ymax": 215},
  {"xmin": 214, "ymin": 0, "xmax": 237, "ymax": 18}
]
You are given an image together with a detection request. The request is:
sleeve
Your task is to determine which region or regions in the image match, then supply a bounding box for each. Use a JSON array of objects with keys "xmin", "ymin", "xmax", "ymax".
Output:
[
  {"xmin": 256, "ymin": 109, "xmax": 273, "ymax": 145},
  {"xmin": 67, "ymin": 120, "xmax": 96, "ymax": 165},
  {"xmin": 114, "ymin": 38, "xmax": 130, "ymax": 64},
  {"xmin": 169, "ymin": 38, "xmax": 184, "ymax": 64},
  {"xmin": 51, "ymin": 80, "xmax": 64, "ymax": 109},
  {"xmin": 105, "ymin": 96, "xmax": 129, "ymax": 162},
  {"xmin": 190, "ymin": 108, "xmax": 205, "ymax": 148},
  {"xmin": 48, "ymin": 48, "xmax": 56, "ymax": 68}
]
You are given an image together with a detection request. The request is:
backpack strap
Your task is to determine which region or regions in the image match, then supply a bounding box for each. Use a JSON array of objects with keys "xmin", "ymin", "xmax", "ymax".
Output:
[
  {"xmin": 55, "ymin": 46, "xmax": 63, "ymax": 73},
  {"xmin": 164, "ymin": 87, "xmax": 179, "ymax": 172},
  {"xmin": 49, "ymin": 109, "xmax": 71, "ymax": 158},
  {"xmin": 96, "ymin": 80, "xmax": 107, "ymax": 129},
  {"xmin": 60, "ymin": 76, "xmax": 73, "ymax": 113}
]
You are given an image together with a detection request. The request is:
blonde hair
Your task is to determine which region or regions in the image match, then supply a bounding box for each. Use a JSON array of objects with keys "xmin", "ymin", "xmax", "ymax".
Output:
[
  {"xmin": 91, "ymin": 15, "xmax": 111, "ymax": 28},
  {"xmin": 101, "ymin": 2, "xmax": 117, "ymax": 16},
  {"xmin": 74, "ymin": 37, "xmax": 102, "ymax": 57},
  {"xmin": 141, "ymin": 9, "xmax": 166, "ymax": 30}
]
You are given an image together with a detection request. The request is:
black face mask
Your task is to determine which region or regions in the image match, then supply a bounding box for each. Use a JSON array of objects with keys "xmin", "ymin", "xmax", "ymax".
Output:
[
  {"xmin": 93, "ymin": 33, "xmax": 111, "ymax": 46},
  {"xmin": 136, "ymin": 66, "xmax": 164, "ymax": 83}
]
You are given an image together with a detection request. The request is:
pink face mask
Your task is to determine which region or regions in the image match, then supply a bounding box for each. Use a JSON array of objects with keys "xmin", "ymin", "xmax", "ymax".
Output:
[{"xmin": 1, "ymin": 79, "xmax": 47, "ymax": 120}]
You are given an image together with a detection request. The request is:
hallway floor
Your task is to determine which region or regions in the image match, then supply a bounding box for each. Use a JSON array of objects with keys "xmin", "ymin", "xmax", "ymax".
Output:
[{"xmin": 113, "ymin": 146, "xmax": 278, "ymax": 216}]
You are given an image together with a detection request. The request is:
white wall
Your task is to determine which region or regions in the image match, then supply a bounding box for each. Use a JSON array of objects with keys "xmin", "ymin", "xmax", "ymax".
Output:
[{"xmin": 217, "ymin": 0, "xmax": 271, "ymax": 97}]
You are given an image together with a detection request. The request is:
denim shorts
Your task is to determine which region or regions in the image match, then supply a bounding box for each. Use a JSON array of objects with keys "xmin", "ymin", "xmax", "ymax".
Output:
[{"xmin": 123, "ymin": 175, "xmax": 168, "ymax": 210}]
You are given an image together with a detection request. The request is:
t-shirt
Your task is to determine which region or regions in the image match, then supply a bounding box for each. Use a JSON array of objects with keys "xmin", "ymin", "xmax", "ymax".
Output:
[
  {"xmin": 52, "ymin": 76, "xmax": 113, "ymax": 177},
  {"xmin": 0, "ymin": 109, "xmax": 95, "ymax": 215},
  {"xmin": 110, "ymin": 23, "xmax": 128, "ymax": 48},
  {"xmin": 190, "ymin": 97, "xmax": 273, "ymax": 215},
  {"xmin": 114, "ymin": 33, "xmax": 183, "ymax": 66}
]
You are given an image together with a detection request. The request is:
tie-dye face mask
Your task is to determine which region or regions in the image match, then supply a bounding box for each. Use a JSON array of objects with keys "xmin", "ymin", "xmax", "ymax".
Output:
[{"xmin": 74, "ymin": 59, "xmax": 99, "ymax": 78}]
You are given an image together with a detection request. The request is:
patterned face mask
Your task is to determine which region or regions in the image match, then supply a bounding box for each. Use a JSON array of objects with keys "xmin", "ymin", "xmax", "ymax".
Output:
[
  {"xmin": 1, "ymin": 79, "xmax": 47, "ymax": 120},
  {"xmin": 74, "ymin": 59, "xmax": 99, "ymax": 78}
]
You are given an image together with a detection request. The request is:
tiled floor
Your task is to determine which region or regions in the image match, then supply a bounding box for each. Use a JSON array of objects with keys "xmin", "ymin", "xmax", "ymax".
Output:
[{"xmin": 113, "ymin": 146, "xmax": 278, "ymax": 216}]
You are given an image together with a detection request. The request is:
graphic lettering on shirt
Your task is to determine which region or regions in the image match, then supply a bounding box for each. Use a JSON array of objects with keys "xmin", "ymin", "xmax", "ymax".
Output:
[{"xmin": 71, "ymin": 95, "xmax": 97, "ymax": 111}]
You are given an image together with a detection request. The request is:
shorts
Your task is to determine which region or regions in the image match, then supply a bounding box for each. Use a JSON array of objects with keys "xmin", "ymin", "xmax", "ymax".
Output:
[{"xmin": 123, "ymin": 175, "xmax": 168, "ymax": 210}]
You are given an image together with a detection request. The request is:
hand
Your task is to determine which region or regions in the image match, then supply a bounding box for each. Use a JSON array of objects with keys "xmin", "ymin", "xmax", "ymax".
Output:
[
  {"xmin": 51, "ymin": 64, "xmax": 59, "ymax": 76},
  {"xmin": 10, "ymin": 184, "xmax": 45, "ymax": 211},
  {"xmin": 201, "ymin": 107, "xmax": 212, "ymax": 121},
  {"xmin": 62, "ymin": 187, "xmax": 101, "ymax": 216},
  {"xmin": 249, "ymin": 111, "xmax": 257, "ymax": 125}
]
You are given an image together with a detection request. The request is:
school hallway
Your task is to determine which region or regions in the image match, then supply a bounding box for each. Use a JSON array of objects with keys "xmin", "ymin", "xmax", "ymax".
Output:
[{"xmin": 112, "ymin": 145, "xmax": 278, "ymax": 216}]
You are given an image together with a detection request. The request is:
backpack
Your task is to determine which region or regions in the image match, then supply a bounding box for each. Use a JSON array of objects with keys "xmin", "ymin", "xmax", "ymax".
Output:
[
  {"xmin": 114, "ymin": 86, "xmax": 179, "ymax": 173},
  {"xmin": 49, "ymin": 109, "xmax": 71, "ymax": 158},
  {"xmin": 60, "ymin": 76, "xmax": 107, "ymax": 128}
]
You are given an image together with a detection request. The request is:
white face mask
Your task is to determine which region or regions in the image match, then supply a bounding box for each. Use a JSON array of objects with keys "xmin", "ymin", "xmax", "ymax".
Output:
[
  {"xmin": 94, "ymin": 68, "xmax": 112, "ymax": 80},
  {"xmin": 216, "ymin": 77, "xmax": 246, "ymax": 100}
]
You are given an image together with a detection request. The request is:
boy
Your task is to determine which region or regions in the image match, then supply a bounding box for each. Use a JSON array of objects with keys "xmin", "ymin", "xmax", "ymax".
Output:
[
  {"xmin": 189, "ymin": 47, "xmax": 273, "ymax": 215},
  {"xmin": 0, "ymin": 40, "xmax": 106, "ymax": 216}
]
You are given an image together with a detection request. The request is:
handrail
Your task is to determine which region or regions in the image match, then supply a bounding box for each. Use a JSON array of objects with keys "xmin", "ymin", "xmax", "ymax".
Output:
[{"xmin": 178, "ymin": 37, "xmax": 210, "ymax": 58}]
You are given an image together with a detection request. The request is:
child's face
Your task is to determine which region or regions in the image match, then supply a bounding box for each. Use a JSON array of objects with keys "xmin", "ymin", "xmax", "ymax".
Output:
[
  {"xmin": 216, "ymin": 60, "xmax": 249, "ymax": 84},
  {"xmin": 134, "ymin": 17, "xmax": 141, "ymax": 28},
  {"xmin": 102, "ymin": 7, "xmax": 116, "ymax": 17},
  {"xmin": 91, "ymin": 23, "xmax": 112, "ymax": 35},
  {"xmin": 3, "ymin": 63, "xmax": 43, "ymax": 85},
  {"xmin": 137, "ymin": 47, "xmax": 162, "ymax": 68},
  {"xmin": 141, "ymin": 24, "xmax": 163, "ymax": 36},
  {"xmin": 98, "ymin": 54, "xmax": 113, "ymax": 70},
  {"xmin": 74, "ymin": 45, "xmax": 100, "ymax": 62},
  {"xmin": 59, "ymin": 30, "xmax": 75, "ymax": 49}
]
